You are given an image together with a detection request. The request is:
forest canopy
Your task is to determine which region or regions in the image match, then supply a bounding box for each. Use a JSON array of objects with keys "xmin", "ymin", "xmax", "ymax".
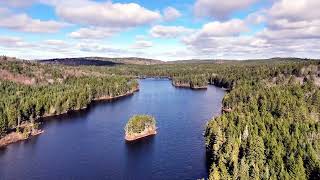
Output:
[
  {"xmin": 0, "ymin": 60, "xmax": 139, "ymax": 136},
  {"xmin": 125, "ymin": 115, "xmax": 156, "ymax": 135}
]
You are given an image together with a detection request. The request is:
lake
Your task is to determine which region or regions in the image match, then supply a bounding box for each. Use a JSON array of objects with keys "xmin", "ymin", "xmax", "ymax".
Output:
[{"xmin": 0, "ymin": 79, "xmax": 225, "ymax": 180}]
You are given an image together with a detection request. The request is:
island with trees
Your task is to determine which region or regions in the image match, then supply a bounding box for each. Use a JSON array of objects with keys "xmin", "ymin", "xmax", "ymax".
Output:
[{"xmin": 124, "ymin": 115, "xmax": 157, "ymax": 141}]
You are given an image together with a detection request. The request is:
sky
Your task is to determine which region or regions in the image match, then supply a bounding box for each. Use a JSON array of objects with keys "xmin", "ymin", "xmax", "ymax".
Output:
[{"xmin": 0, "ymin": 0, "xmax": 319, "ymax": 61}]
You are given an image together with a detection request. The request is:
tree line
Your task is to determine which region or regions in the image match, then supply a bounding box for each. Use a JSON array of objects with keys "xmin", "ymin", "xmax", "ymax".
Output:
[{"xmin": 0, "ymin": 76, "xmax": 138, "ymax": 136}]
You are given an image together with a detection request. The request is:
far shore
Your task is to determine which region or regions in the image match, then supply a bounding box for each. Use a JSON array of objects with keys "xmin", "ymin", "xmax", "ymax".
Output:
[
  {"xmin": 172, "ymin": 82, "xmax": 208, "ymax": 90},
  {"xmin": 94, "ymin": 88, "xmax": 139, "ymax": 101}
]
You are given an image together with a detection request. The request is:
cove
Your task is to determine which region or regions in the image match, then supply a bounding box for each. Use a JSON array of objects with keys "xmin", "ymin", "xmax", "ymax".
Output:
[{"xmin": 0, "ymin": 79, "xmax": 225, "ymax": 180}]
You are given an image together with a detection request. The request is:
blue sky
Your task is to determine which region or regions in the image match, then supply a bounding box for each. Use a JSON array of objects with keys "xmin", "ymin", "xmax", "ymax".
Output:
[{"xmin": 0, "ymin": 0, "xmax": 319, "ymax": 60}]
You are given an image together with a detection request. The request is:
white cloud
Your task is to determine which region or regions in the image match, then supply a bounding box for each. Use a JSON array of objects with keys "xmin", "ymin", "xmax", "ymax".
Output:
[
  {"xmin": 194, "ymin": 0, "xmax": 257, "ymax": 20},
  {"xmin": 0, "ymin": 8, "xmax": 10, "ymax": 14},
  {"xmin": 181, "ymin": 0, "xmax": 320, "ymax": 59},
  {"xmin": 77, "ymin": 43, "xmax": 126, "ymax": 54},
  {"xmin": 43, "ymin": 39, "xmax": 67, "ymax": 46},
  {"xmin": 183, "ymin": 19, "xmax": 248, "ymax": 45},
  {"xmin": 0, "ymin": 10, "xmax": 68, "ymax": 33},
  {"xmin": 201, "ymin": 19, "xmax": 248, "ymax": 36},
  {"xmin": 183, "ymin": 35, "xmax": 279, "ymax": 59},
  {"xmin": 45, "ymin": 0, "xmax": 161, "ymax": 28},
  {"xmin": 150, "ymin": 25, "xmax": 194, "ymax": 38},
  {"xmin": 2, "ymin": 0, "xmax": 320, "ymax": 60},
  {"xmin": 132, "ymin": 40, "xmax": 153, "ymax": 49},
  {"xmin": 269, "ymin": 0, "xmax": 320, "ymax": 21},
  {"xmin": 0, "ymin": 36, "xmax": 30, "ymax": 47},
  {"xmin": 69, "ymin": 27, "xmax": 123, "ymax": 39},
  {"xmin": 0, "ymin": 0, "xmax": 36, "ymax": 8},
  {"xmin": 260, "ymin": 20, "xmax": 320, "ymax": 40},
  {"xmin": 0, "ymin": 36, "xmax": 69, "ymax": 59},
  {"xmin": 245, "ymin": 10, "xmax": 267, "ymax": 24},
  {"xmin": 163, "ymin": 7, "xmax": 181, "ymax": 21},
  {"xmin": 260, "ymin": 0, "xmax": 320, "ymax": 40},
  {"xmin": 0, "ymin": 35, "xmax": 127, "ymax": 59}
]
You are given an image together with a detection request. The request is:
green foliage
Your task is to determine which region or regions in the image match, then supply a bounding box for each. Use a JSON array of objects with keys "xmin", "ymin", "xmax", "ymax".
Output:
[
  {"xmin": 1, "ymin": 57, "xmax": 320, "ymax": 179},
  {"xmin": 205, "ymin": 63, "xmax": 320, "ymax": 179},
  {"xmin": 22, "ymin": 125, "xmax": 31, "ymax": 139},
  {"xmin": 0, "ymin": 76, "xmax": 138, "ymax": 137},
  {"xmin": 172, "ymin": 75, "xmax": 208, "ymax": 88},
  {"xmin": 125, "ymin": 115, "xmax": 156, "ymax": 134}
]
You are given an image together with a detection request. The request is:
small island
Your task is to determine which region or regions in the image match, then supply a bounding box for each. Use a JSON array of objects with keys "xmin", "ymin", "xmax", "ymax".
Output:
[{"xmin": 124, "ymin": 115, "xmax": 157, "ymax": 141}]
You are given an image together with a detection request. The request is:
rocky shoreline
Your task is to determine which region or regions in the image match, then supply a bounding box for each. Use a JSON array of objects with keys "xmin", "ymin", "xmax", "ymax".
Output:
[
  {"xmin": 125, "ymin": 127, "xmax": 157, "ymax": 141},
  {"xmin": 190, "ymin": 86, "xmax": 208, "ymax": 89},
  {"xmin": 0, "ymin": 124, "xmax": 44, "ymax": 148},
  {"xmin": 172, "ymin": 82, "xmax": 190, "ymax": 88},
  {"xmin": 0, "ymin": 88, "xmax": 139, "ymax": 148}
]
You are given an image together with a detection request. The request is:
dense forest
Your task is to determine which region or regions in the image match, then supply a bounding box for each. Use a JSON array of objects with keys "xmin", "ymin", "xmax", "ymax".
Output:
[
  {"xmin": 1, "ymin": 57, "xmax": 320, "ymax": 179},
  {"xmin": 0, "ymin": 59, "xmax": 138, "ymax": 136},
  {"xmin": 204, "ymin": 62, "xmax": 320, "ymax": 179},
  {"xmin": 172, "ymin": 75, "xmax": 208, "ymax": 89}
]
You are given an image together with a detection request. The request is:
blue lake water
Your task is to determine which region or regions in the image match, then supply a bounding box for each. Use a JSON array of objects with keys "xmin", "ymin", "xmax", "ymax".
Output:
[{"xmin": 0, "ymin": 79, "xmax": 225, "ymax": 180}]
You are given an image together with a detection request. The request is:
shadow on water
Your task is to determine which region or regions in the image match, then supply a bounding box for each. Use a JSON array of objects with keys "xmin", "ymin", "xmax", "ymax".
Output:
[
  {"xmin": 0, "ymin": 148, "xmax": 6, "ymax": 155},
  {"xmin": 124, "ymin": 136, "xmax": 156, "ymax": 178},
  {"xmin": 205, "ymin": 149, "xmax": 215, "ymax": 175},
  {"xmin": 125, "ymin": 135, "xmax": 156, "ymax": 149}
]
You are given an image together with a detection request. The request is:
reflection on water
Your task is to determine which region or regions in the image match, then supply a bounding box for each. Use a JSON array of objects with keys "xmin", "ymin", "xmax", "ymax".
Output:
[
  {"xmin": 125, "ymin": 136, "xmax": 156, "ymax": 179},
  {"xmin": 0, "ymin": 79, "xmax": 225, "ymax": 180}
]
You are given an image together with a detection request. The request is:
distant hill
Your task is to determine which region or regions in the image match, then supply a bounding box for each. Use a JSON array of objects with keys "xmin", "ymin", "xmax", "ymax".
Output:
[
  {"xmin": 96, "ymin": 57, "xmax": 164, "ymax": 65},
  {"xmin": 168, "ymin": 57, "xmax": 313, "ymax": 64},
  {"xmin": 168, "ymin": 59, "xmax": 238, "ymax": 64},
  {"xmin": 26, "ymin": 56, "xmax": 316, "ymax": 67},
  {"xmin": 39, "ymin": 57, "xmax": 164, "ymax": 66}
]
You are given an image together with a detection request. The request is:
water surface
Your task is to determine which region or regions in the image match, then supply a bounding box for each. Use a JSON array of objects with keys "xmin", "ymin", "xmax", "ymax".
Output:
[{"xmin": 0, "ymin": 79, "xmax": 225, "ymax": 180}]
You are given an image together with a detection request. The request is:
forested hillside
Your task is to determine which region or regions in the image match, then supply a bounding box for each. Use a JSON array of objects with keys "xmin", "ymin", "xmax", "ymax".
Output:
[
  {"xmin": 0, "ymin": 59, "xmax": 138, "ymax": 137},
  {"xmin": 1, "ymin": 57, "xmax": 319, "ymax": 179},
  {"xmin": 39, "ymin": 57, "xmax": 163, "ymax": 66}
]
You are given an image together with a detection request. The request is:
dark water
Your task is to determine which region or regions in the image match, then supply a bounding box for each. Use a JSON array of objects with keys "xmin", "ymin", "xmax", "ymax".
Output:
[{"xmin": 0, "ymin": 79, "xmax": 225, "ymax": 180}]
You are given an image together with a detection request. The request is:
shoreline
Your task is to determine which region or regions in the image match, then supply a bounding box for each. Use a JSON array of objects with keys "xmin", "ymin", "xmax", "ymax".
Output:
[
  {"xmin": 39, "ymin": 88, "xmax": 139, "ymax": 119},
  {"xmin": 125, "ymin": 127, "xmax": 157, "ymax": 141},
  {"xmin": 172, "ymin": 82, "xmax": 208, "ymax": 90},
  {"xmin": 191, "ymin": 86, "xmax": 208, "ymax": 90},
  {"xmin": 0, "ymin": 128, "xmax": 44, "ymax": 148},
  {"xmin": 94, "ymin": 88, "xmax": 139, "ymax": 101},
  {"xmin": 0, "ymin": 87, "xmax": 139, "ymax": 148}
]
